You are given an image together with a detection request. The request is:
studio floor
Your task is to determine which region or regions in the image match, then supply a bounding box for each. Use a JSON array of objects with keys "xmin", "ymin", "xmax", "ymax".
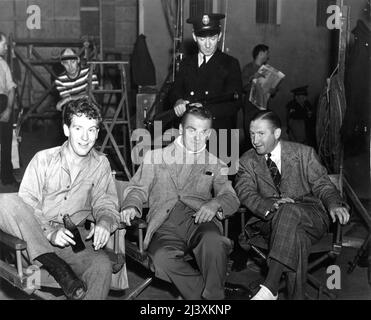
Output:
[{"xmin": 0, "ymin": 121, "xmax": 370, "ymax": 300}]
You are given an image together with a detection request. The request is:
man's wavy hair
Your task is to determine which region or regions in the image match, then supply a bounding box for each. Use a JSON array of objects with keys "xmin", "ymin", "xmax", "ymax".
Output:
[
  {"xmin": 251, "ymin": 110, "xmax": 281, "ymax": 130},
  {"xmin": 62, "ymin": 97, "xmax": 102, "ymax": 127},
  {"xmin": 181, "ymin": 106, "xmax": 213, "ymax": 127}
]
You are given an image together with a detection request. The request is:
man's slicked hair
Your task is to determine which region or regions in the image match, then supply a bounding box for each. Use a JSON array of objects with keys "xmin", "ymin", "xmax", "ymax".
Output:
[
  {"xmin": 62, "ymin": 97, "xmax": 102, "ymax": 127},
  {"xmin": 181, "ymin": 106, "xmax": 213, "ymax": 127},
  {"xmin": 252, "ymin": 44, "xmax": 269, "ymax": 60},
  {"xmin": 251, "ymin": 110, "xmax": 281, "ymax": 130}
]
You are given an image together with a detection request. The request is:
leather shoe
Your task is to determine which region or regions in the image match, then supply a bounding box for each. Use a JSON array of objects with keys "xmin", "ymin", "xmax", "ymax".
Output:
[
  {"xmin": 224, "ymin": 282, "xmax": 253, "ymax": 300},
  {"xmin": 36, "ymin": 253, "xmax": 87, "ymax": 300}
]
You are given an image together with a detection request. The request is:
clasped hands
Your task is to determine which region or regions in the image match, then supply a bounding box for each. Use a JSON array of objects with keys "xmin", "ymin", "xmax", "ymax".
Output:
[
  {"xmin": 269, "ymin": 197, "xmax": 350, "ymax": 224},
  {"xmin": 47, "ymin": 222, "xmax": 110, "ymax": 251}
]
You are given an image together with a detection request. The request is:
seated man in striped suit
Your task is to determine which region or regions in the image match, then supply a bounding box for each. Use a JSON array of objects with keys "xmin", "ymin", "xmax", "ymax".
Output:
[
  {"xmin": 55, "ymin": 48, "xmax": 98, "ymax": 111},
  {"xmin": 235, "ymin": 110, "xmax": 350, "ymax": 300}
]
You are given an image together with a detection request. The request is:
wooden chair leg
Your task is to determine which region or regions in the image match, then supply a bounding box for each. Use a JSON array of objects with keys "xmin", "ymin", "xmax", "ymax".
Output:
[
  {"xmin": 307, "ymin": 273, "xmax": 337, "ymax": 300},
  {"xmin": 125, "ymin": 277, "xmax": 153, "ymax": 300}
]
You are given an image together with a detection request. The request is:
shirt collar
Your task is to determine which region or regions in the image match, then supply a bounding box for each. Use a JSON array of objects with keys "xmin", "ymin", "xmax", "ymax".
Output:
[
  {"xmin": 270, "ymin": 141, "xmax": 281, "ymax": 159},
  {"xmin": 198, "ymin": 52, "xmax": 213, "ymax": 66},
  {"xmin": 265, "ymin": 141, "xmax": 281, "ymax": 172},
  {"xmin": 58, "ymin": 141, "xmax": 99, "ymax": 171},
  {"xmin": 175, "ymin": 135, "xmax": 207, "ymax": 154}
]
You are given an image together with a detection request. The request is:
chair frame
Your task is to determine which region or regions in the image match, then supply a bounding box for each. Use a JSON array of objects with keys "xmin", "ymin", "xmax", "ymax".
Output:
[
  {"xmin": 237, "ymin": 174, "xmax": 344, "ymax": 300},
  {"xmin": 0, "ymin": 185, "xmax": 127, "ymax": 300},
  {"xmin": 122, "ymin": 214, "xmax": 231, "ymax": 299}
]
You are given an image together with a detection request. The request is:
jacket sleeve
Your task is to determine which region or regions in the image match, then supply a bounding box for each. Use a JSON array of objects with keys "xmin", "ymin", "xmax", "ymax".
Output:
[
  {"xmin": 206, "ymin": 58, "xmax": 243, "ymax": 118},
  {"xmin": 306, "ymin": 147, "xmax": 348, "ymax": 211},
  {"xmin": 18, "ymin": 152, "xmax": 57, "ymax": 238},
  {"xmin": 121, "ymin": 150, "xmax": 155, "ymax": 216},
  {"xmin": 90, "ymin": 157, "xmax": 121, "ymax": 233},
  {"xmin": 234, "ymin": 157, "xmax": 276, "ymax": 220},
  {"xmin": 212, "ymin": 162, "xmax": 240, "ymax": 217}
]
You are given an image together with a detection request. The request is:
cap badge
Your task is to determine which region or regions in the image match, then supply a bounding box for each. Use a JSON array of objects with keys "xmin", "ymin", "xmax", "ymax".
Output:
[{"xmin": 202, "ymin": 15, "xmax": 210, "ymax": 25}]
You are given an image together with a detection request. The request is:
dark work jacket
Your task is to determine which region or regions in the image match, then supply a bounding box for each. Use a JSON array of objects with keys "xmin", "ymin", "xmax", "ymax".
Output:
[{"xmin": 168, "ymin": 49, "xmax": 242, "ymax": 130}]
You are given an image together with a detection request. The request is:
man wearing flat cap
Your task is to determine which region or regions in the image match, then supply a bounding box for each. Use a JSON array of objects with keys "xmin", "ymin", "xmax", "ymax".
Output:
[
  {"xmin": 286, "ymin": 85, "xmax": 316, "ymax": 147},
  {"xmin": 55, "ymin": 48, "xmax": 98, "ymax": 111},
  {"xmin": 168, "ymin": 13, "xmax": 242, "ymax": 157}
]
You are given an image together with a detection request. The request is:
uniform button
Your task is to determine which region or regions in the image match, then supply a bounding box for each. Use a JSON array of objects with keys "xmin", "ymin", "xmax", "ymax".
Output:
[
  {"xmin": 190, "ymin": 91, "xmax": 194, "ymax": 96},
  {"xmin": 64, "ymin": 197, "xmax": 67, "ymax": 200},
  {"xmin": 66, "ymin": 185, "xmax": 70, "ymax": 189},
  {"xmin": 166, "ymin": 209, "xmax": 170, "ymax": 213},
  {"xmin": 205, "ymin": 91, "xmax": 209, "ymax": 95}
]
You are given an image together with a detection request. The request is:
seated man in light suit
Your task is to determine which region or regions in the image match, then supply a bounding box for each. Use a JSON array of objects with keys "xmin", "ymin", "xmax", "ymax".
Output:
[
  {"xmin": 235, "ymin": 110, "xmax": 350, "ymax": 300},
  {"xmin": 121, "ymin": 106, "xmax": 241, "ymax": 300}
]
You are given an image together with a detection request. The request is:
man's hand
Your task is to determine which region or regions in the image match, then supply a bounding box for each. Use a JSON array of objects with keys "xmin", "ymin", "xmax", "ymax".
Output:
[
  {"xmin": 193, "ymin": 201, "xmax": 220, "ymax": 224},
  {"xmin": 272, "ymin": 197, "xmax": 295, "ymax": 210},
  {"xmin": 329, "ymin": 207, "xmax": 350, "ymax": 225},
  {"xmin": 120, "ymin": 207, "xmax": 140, "ymax": 226},
  {"xmin": 253, "ymin": 71, "xmax": 265, "ymax": 80},
  {"xmin": 0, "ymin": 108, "xmax": 11, "ymax": 123},
  {"xmin": 174, "ymin": 99, "xmax": 190, "ymax": 117},
  {"xmin": 189, "ymin": 102, "xmax": 203, "ymax": 108},
  {"xmin": 48, "ymin": 228, "xmax": 76, "ymax": 247},
  {"xmin": 86, "ymin": 222, "xmax": 111, "ymax": 251},
  {"xmin": 269, "ymin": 87, "xmax": 278, "ymax": 97}
]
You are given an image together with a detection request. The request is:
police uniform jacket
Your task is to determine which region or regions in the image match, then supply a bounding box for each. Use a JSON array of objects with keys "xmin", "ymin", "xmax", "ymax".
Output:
[{"xmin": 168, "ymin": 49, "xmax": 242, "ymax": 130}]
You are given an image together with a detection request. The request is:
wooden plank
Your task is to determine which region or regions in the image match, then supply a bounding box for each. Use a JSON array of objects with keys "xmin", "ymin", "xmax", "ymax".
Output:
[
  {"xmin": 14, "ymin": 47, "xmax": 52, "ymax": 89},
  {"xmin": 14, "ymin": 38, "xmax": 83, "ymax": 46},
  {"xmin": 31, "ymin": 48, "xmax": 58, "ymax": 78},
  {"xmin": 0, "ymin": 260, "xmax": 27, "ymax": 290},
  {"xmin": 0, "ymin": 230, "xmax": 27, "ymax": 250}
]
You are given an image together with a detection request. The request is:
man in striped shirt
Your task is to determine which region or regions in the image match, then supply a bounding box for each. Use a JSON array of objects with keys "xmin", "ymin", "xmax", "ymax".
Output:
[{"xmin": 55, "ymin": 48, "xmax": 98, "ymax": 111}]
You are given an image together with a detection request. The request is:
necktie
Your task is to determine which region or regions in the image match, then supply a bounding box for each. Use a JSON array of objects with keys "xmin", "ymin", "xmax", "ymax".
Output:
[
  {"xmin": 266, "ymin": 153, "xmax": 281, "ymax": 192},
  {"xmin": 199, "ymin": 55, "xmax": 207, "ymax": 69}
]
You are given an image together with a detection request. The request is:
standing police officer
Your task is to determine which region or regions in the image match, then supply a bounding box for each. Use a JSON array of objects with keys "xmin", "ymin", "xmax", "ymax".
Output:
[{"xmin": 168, "ymin": 13, "xmax": 242, "ymax": 133}]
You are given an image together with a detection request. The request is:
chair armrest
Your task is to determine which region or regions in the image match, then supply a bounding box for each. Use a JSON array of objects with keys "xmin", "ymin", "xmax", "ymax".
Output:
[
  {"xmin": 0, "ymin": 230, "xmax": 27, "ymax": 250},
  {"xmin": 131, "ymin": 218, "xmax": 147, "ymax": 229},
  {"xmin": 333, "ymin": 220, "xmax": 343, "ymax": 253},
  {"xmin": 119, "ymin": 218, "xmax": 147, "ymax": 230}
]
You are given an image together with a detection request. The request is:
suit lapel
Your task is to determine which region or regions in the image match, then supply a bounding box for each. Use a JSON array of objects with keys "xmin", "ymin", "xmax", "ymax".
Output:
[
  {"xmin": 253, "ymin": 152, "xmax": 277, "ymax": 190},
  {"xmin": 162, "ymin": 143, "xmax": 179, "ymax": 190},
  {"xmin": 280, "ymin": 141, "xmax": 296, "ymax": 182}
]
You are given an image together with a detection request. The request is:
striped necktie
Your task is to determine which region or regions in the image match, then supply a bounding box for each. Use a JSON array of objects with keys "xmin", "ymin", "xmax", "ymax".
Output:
[{"xmin": 266, "ymin": 153, "xmax": 281, "ymax": 192}]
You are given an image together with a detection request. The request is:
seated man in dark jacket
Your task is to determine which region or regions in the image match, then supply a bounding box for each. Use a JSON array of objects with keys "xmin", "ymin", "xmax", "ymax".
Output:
[{"xmin": 235, "ymin": 110, "xmax": 349, "ymax": 300}]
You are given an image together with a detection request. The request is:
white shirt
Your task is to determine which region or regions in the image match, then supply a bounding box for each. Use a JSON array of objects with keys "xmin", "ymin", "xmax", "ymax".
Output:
[
  {"xmin": 265, "ymin": 141, "xmax": 281, "ymax": 173},
  {"xmin": 198, "ymin": 52, "xmax": 213, "ymax": 67},
  {"xmin": 0, "ymin": 56, "xmax": 16, "ymax": 95}
]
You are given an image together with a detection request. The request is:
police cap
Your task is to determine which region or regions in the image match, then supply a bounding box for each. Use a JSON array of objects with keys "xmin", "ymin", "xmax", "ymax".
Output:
[{"xmin": 187, "ymin": 13, "xmax": 225, "ymax": 37}]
